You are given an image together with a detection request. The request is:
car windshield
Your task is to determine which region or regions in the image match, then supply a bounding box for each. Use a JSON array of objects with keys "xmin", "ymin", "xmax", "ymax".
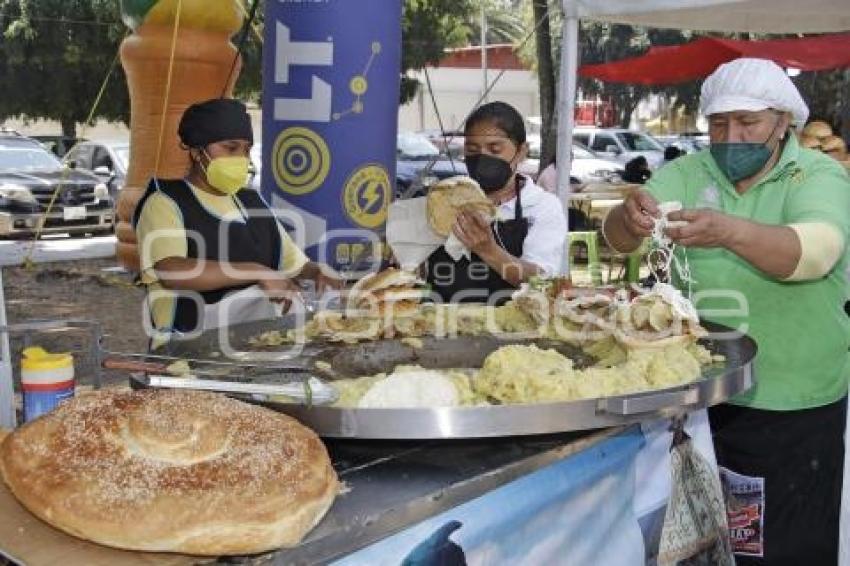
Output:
[
  {"xmin": 114, "ymin": 147, "xmax": 130, "ymax": 169},
  {"xmin": 397, "ymin": 133, "xmax": 440, "ymax": 160},
  {"xmin": 616, "ymin": 132, "xmax": 664, "ymax": 151},
  {"xmin": 0, "ymin": 147, "xmax": 61, "ymax": 172}
]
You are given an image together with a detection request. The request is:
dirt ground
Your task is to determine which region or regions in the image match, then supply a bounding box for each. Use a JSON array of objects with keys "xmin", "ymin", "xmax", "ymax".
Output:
[{"xmin": 3, "ymin": 257, "xmax": 148, "ymax": 390}]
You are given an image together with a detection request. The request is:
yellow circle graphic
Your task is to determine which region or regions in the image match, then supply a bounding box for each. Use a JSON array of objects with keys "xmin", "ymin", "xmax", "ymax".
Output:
[
  {"xmin": 342, "ymin": 164, "xmax": 391, "ymax": 229},
  {"xmin": 349, "ymin": 75, "xmax": 368, "ymax": 95},
  {"xmin": 272, "ymin": 127, "xmax": 331, "ymax": 195}
]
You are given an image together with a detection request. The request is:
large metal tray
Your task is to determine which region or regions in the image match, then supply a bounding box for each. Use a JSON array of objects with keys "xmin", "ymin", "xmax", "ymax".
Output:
[{"xmin": 145, "ymin": 317, "xmax": 756, "ymax": 439}]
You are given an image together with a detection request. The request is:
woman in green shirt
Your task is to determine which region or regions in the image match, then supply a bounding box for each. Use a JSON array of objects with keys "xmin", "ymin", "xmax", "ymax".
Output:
[{"xmin": 605, "ymin": 58, "xmax": 850, "ymax": 565}]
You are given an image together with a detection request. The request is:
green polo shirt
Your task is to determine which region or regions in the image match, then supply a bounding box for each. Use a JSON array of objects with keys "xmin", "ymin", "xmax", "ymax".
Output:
[{"xmin": 646, "ymin": 135, "xmax": 850, "ymax": 411}]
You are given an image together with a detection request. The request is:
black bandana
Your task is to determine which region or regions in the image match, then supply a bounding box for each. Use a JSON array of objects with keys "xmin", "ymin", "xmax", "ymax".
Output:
[{"xmin": 178, "ymin": 98, "xmax": 253, "ymax": 148}]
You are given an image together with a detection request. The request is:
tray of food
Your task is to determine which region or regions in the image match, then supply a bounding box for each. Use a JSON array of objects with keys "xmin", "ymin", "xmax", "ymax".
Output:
[{"xmin": 126, "ymin": 273, "xmax": 756, "ymax": 439}]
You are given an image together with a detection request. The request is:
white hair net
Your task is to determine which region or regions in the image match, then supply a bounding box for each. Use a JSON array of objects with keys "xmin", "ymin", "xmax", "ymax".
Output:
[{"xmin": 700, "ymin": 58, "xmax": 809, "ymax": 126}]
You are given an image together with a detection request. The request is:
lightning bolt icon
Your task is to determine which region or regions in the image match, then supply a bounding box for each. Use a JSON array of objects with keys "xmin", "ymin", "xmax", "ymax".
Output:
[{"xmin": 362, "ymin": 182, "xmax": 381, "ymax": 211}]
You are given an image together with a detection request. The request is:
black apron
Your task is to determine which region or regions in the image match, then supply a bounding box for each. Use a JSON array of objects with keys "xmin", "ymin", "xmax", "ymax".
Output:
[
  {"xmin": 132, "ymin": 179, "xmax": 283, "ymax": 333},
  {"xmin": 425, "ymin": 179, "xmax": 529, "ymax": 305}
]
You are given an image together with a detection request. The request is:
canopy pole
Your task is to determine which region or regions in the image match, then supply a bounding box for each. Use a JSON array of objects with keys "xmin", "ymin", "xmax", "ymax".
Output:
[
  {"xmin": 556, "ymin": 1, "xmax": 580, "ymax": 275},
  {"xmin": 481, "ymin": 1, "xmax": 489, "ymax": 104},
  {"xmin": 0, "ymin": 270, "xmax": 15, "ymax": 429}
]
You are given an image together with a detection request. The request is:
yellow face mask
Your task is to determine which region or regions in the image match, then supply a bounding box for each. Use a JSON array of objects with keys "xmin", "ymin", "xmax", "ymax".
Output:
[{"xmin": 202, "ymin": 151, "xmax": 250, "ymax": 195}]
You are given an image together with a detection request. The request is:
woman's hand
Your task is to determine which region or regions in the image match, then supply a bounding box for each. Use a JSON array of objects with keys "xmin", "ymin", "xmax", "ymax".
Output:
[
  {"xmin": 257, "ymin": 268, "xmax": 301, "ymax": 312},
  {"xmin": 622, "ymin": 189, "xmax": 660, "ymax": 238},
  {"xmin": 665, "ymin": 209, "xmax": 734, "ymax": 248},
  {"xmin": 314, "ymin": 266, "xmax": 345, "ymax": 294},
  {"xmin": 453, "ymin": 210, "xmax": 497, "ymax": 254}
]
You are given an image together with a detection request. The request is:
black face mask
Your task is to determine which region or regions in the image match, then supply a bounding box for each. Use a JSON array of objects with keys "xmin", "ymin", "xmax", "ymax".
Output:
[{"xmin": 465, "ymin": 154, "xmax": 514, "ymax": 193}]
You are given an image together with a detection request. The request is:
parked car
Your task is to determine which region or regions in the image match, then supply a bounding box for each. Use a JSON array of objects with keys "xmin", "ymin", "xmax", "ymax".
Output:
[
  {"xmin": 32, "ymin": 135, "xmax": 87, "ymax": 158},
  {"xmin": 63, "ymin": 140, "xmax": 129, "ymax": 200},
  {"xmin": 572, "ymin": 127, "xmax": 666, "ymax": 169},
  {"xmin": 517, "ymin": 142, "xmax": 623, "ymax": 184},
  {"xmin": 569, "ymin": 143, "xmax": 624, "ymax": 182},
  {"xmin": 396, "ymin": 132, "xmax": 467, "ymax": 199},
  {"xmin": 0, "ymin": 135, "xmax": 113, "ymax": 238},
  {"xmin": 418, "ymin": 129, "xmax": 465, "ymax": 159},
  {"xmin": 654, "ymin": 134, "xmax": 707, "ymax": 154}
]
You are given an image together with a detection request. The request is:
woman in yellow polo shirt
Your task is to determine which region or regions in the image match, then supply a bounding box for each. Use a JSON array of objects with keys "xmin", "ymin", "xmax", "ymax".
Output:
[{"xmin": 134, "ymin": 98, "xmax": 340, "ymax": 340}]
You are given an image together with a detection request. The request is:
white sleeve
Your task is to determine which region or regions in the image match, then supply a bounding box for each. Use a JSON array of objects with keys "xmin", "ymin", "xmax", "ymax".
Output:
[
  {"xmin": 537, "ymin": 164, "xmax": 557, "ymax": 193},
  {"xmin": 521, "ymin": 193, "xmax": 567, "ymax": 276}
]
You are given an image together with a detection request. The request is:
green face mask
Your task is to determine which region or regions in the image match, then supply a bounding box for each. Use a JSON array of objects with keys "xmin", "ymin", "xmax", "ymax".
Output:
[
  {"xmin": 709, "ymin": 119, "xmax": 781, "ymax": 184},
  {"xmin": 202, "ymin": 151, "xmax": 250, "ymax": 195}
]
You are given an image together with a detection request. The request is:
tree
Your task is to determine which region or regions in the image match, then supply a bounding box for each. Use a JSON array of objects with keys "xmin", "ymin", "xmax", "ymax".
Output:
[
  {"xmin": 794, "ymin": 69, "xmax": 850, "ymax": 138},
  {"xmin": 466, "ymin": 0, "xmax": 526, "ymax": 46},
  {"xmin": 231, "ymin": 2, "xmax": 263, "ymax": 103},
  {"xmin": 0, "ymin": 0, "xmax": 129, "ymax": 138},
  {"xmin": 536, "ymin": 15, "xmax": 700, "ymax": 129},
  {"xmin": 0, "ymin": 0, "xmax": 476, "ymax": 131},
  {"xmin": 400, "ymin": 0, "xmax": 475, "ymax": 104},
  {"xmin": 531, "ymin": 0, "xmax": 556, "ymax": 170},
  {"xmin": 578, "ymin": 24, "xmax": 652, "ymax": 128}
]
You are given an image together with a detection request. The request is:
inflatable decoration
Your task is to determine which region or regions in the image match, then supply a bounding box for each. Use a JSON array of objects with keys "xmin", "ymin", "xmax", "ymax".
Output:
[{"xmin": 116, "ymin": 0, "xmax": 244, "ymax": 269}]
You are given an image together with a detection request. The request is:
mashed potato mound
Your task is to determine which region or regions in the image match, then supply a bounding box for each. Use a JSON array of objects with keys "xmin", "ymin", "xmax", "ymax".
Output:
[
  {"xmin": 330, "ymin": 339, "xmax": 718, "ymax": 408},
  {"xmin": 475, "ymin": 345, "xmax": 577, "ymax": 403},
  {"xmin": 358, "ymin": 369, "xmax": 460, "ymax": 408},
  {"xmin": 474, "ymin": 343, "xmax": 706, "ymax": 405},
  {"xmin": 341, "ymin": 366, "xmax": 479, "ymax": 409}
]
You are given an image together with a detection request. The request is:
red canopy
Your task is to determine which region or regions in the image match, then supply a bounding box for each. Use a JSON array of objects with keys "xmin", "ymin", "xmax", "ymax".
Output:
[{"xmin": 579, "ymin": 33, "xmax": 850, "ymax": 85}]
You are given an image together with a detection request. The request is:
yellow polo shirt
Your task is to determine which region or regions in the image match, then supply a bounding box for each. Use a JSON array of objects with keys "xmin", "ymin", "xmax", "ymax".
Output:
[{"xmin": 135, "ymin": 182, "xmax": 308, "ymax": 333}]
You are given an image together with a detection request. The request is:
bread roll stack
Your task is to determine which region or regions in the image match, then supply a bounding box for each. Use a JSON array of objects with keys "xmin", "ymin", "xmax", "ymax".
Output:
[
  {"xmin": 800, "ymin": 121, "xmax": 850, "ymax": 170},
  {"xmin": 348, "ymin": 267, "xmax": 426, "ymax": 317}
]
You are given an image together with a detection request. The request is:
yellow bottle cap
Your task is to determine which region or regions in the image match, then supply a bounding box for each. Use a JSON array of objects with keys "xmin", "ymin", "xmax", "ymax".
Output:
[{"xmin": 21, "ymin": 346, "xmax": 73, "ymax": 371}]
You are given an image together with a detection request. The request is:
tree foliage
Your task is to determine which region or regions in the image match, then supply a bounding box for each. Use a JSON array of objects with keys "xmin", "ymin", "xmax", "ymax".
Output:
[
  {"xmin": 209, "ymin": 0, "xmax": 481, "ymax": 105},
  {"xmin": 466, "ymin": 0, "xmax": 526, "ymax": 46},
  {"xmin": 0, "ymin": 0, "xmax": 477, "ymax": 132},
  {"xmin": 577, "ymin": 24, "xmax": 701, "ymax": 128},
  {"xmin": 794, "ymin": 69, "xmax": 850, "ymax": 137},
  {"xmin": 0, "ymin": 0, "xmax": 129, "ymax": 137},
  {"xmin": 400, "ymin": 0, "xmax": 475, "ymax": 104}
]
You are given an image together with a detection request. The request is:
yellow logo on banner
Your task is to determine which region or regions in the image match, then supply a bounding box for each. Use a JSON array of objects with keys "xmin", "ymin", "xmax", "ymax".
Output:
[
  {"xmin": 272, "ymin": 127, "xmax": 331, "ymax": 195},
  {"xmin": 342, "ymin": 164, "xmax": 391, "ymax": 229}
]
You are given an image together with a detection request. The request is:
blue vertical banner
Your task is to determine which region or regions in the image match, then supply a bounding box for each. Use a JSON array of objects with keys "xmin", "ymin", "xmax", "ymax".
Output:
[{"xmin": 262, "ymin": 0, "xmax": 401, "ymax": 272}]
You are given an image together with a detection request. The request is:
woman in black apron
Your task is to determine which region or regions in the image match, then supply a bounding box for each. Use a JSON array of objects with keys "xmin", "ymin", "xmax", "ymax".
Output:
[
  {"xmin": 425, "ymin": 102, "xmax": 559, "ymax": 304},
  {"xmin": 133, "ymin": 98, "xmax": 341, "ymax": 340}
]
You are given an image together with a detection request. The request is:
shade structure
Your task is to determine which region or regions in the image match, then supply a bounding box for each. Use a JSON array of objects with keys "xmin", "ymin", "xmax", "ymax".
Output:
[
  {"xmin": 579, "ymin": 33, "xmax": 850, "ymax": 85},
  {"xmin": 568, "ymin": 0, "xmax": 850, "ymax": 34}
]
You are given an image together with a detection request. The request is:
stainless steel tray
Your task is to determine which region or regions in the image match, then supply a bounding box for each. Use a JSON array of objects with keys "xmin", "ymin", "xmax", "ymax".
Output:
[{"xmin": 144, "ymin": 317, "xmax": 757, "ymax": 439}]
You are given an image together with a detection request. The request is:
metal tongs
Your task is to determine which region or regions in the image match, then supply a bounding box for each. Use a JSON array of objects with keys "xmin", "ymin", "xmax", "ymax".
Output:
[
  {"xmin": 102, "ymin": 354, "xmax": 339, "ymax": 406},
  {"xmin": 143, "ymin": 374, "xmax": 339, "ymax": 405}
]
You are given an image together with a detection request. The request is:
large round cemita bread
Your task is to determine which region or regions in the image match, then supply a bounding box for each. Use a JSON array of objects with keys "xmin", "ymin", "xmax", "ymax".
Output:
[
  {"xmin": 426, "ymin": 176, "xmax": 497, "ymax": 237},
  {"xmin": 0, "ymin": 389, "xmax": 339, "ymax": 556}
]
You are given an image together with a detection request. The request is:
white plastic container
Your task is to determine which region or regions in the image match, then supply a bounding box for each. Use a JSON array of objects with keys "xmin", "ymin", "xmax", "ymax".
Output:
[{"xmin": 21, "ymin": 346, "xmax": 74, "ymax": 422}]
